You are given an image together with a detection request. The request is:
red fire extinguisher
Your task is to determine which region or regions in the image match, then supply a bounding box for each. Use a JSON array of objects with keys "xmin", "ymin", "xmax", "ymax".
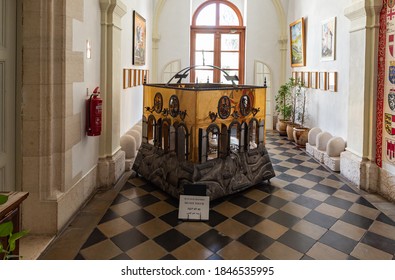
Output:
[{"xmin": 86, "ymin": 87, "xmax": 102, "ymax": 136}]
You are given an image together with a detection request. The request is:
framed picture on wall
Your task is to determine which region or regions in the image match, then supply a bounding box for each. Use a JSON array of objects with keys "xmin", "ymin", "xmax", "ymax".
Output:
[
  {"xmin": 289, "ymin": 17, "xmax": 306, "ymax": 67},
  {"xmin": 321, "ymin": 17, "xmax": 336, "ymax": 61},
  {"xmin": 319, "ymin": 72, "xmax": 327, "ymax": 90},
  {"xmin": 303, "ymin": 71, "xmax": 310, "ymax": 87},
  {"xmin": 311, "ymin": 72, "xmax": 318, "ymax": 89},
  {"xmin": 296, "ymin": 71, "xmax": 302, "ymax": 83},
  {"xmin": 328, "ymin": 72, "xmax": 337, "ymax": 92},
  {"xmin": 133, "ymin": 11, "xmax": 146, "ymax": 65}
]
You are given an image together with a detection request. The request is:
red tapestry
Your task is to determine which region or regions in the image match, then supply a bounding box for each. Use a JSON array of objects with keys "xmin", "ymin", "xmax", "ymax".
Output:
[{"xmin": 376, "ymin": 0, "xmax": 387, "ymax": 167}]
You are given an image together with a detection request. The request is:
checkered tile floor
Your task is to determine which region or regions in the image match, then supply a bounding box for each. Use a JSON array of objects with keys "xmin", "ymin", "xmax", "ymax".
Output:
[{"xmin": 54, "ymin": 132, "xmax": 395, "ymax": 260}]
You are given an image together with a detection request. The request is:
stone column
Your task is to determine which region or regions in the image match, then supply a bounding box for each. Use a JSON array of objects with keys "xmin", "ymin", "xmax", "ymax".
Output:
[
  {"xmin": 98, "ymin": 0, "xmax": 126, "ymax": 188},
  {"xmin": 341, "ymin": 0, "xmax": 382, "ymax": 191}
]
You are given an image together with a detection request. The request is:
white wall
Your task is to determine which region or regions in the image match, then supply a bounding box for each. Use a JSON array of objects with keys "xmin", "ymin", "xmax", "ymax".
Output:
[
  {"xmin": 120, "ymin": 0, "xmax": 154, "ymax": 136},
  {"xmin": 245, "ymin": 0, "xmax": 283, "ymax": 128},
  {"xmin": 287, "ymin": 0, "xmax": 352, "ymax": 140},
  {"xmin": 157, "ymin": 0, "xmax": 191, "ymax": 83},
  {"xmin": 71, "ymin": 0, "xmax": 101, "ymax": 178}
]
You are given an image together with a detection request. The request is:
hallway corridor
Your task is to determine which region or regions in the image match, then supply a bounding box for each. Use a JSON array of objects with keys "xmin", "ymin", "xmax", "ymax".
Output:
[{"xmin": 39, "ymin": 132, "xmax": 395, "ymax": 260}]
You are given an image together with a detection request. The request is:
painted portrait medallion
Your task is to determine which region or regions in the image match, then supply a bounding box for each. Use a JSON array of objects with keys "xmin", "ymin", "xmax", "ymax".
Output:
[
  {"xmin": 154, "ymin": 92, "xmax": 163, "ymax": 113},
  {"xmin": 239, "ymin": 95, "xmax": 252, "ymax": 116},
  {"xmin": 218, "ymin": 96, "xmax": 231, "ymax": 119},
  {"xmin": 169, "ymin": 95, "xmax": 180, "ymax": 117}
]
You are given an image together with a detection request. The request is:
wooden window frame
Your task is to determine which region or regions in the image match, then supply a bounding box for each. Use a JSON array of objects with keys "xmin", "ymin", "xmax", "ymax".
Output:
[{"xmin": 190, "ymin": 0, "xmax": 245, "ymax": 84}]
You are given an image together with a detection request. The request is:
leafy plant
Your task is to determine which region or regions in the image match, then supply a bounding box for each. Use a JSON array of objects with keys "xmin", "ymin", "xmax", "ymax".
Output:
[
  {"xmin": 293, "ymin": 80, "xmax": 309, "ymax": 128},
  {"xmin": 0, "ymin": 194, "xmax": 29, "ymax": 260},
  {"xmin": 275, "ymin": 80, "xmax": 292, "ymax": 121}
]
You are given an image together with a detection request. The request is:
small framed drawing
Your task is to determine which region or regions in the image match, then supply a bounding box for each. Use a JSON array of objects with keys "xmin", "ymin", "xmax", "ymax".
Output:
[
  {"xmin": 311, "ymin": 72, "xmax": 318, "ymax": 89},
  {"xmin": 296, "ymin": 71, "xmax": 302, "ymax": 83},
  {"xmin": 328, "ymin": 72, "xmax": 337, "ymax": 92},
  {"xmin": 321, "ymin": 17, "xmax": 336, "ymax": 61},
  {"xmin": 319, "ymin": 72, "xmax": 327, "ymax": 90},
  {"xmin": 123, "ymin": 69, "xmax": 128, "ymax": 89},
  {"xmin": 289, "ymin": 18, "xmax": 306, "ymax": 67},
  {"xmin": 133, "ymin": 11, "xmax": 146, "ymax": 65},
  {"xmin": 292, "ymin": 71, "xmax": 297, "ymax": 80},
  {"xmin": 303, "ymin": 71, "xmax": 310, "ymax": 87}
]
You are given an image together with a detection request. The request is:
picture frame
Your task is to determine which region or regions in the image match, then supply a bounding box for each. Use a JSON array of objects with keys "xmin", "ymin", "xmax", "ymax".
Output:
[
  {"xmin": 311, "ymin": 72, "xmax": 318, "ymax": 89},
  {"xmin": 289, "ymin": 17, "xmax": 306, "ymax": 67},
  {"xmin": 321, "ymin": 17, "xmax": 336, "ymax": 61},
  {"xmin": 296, "ymin": 71, "xmax": 302, "ymax": 83},
  {"xmin": 303, "ymin": 71, "xmax": 311, "ymax": 88},
  {"xmin": 133, "ymin": 11, "xmax": 146, "ymax": 65},
  {"xmin": 328, "ymin": 72, "xmax": 337, "ymax": 92},
  {"xmin": 319, "ymin": 72, "xmax": 327, "ymax": 90}
]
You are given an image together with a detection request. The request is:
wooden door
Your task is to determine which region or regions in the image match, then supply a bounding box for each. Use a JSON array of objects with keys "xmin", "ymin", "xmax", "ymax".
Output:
[{"xmin": 0, "ymin": 0, "xmax": 16, "ymax": 191}]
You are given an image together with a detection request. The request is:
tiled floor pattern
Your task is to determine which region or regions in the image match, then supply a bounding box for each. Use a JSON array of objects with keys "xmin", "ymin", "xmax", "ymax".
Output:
[{"xmin": 40, "ymin": 132, "xmax": 395, "ymax": 260}]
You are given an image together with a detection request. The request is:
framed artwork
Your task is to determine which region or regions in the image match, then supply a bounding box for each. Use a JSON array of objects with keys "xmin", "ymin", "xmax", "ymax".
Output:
[
  {"xmin": 319, "ymin": 72, "xmax": 327, "ymax": 90},
  {"xmin": 292, "ymin": 71, "xmax": 297, "ymax": 80},
  {"xmin": 296, "ymin": 71, "xmax": 302, "ymax": 83},
  {"xmin": 303, "ymin": 71, "xmax": 311, "ymax": 87},
  {"xmin": 321, "ymin": 17, "xmax": 336, "ymax": 61},
  {"xmin": 328, "ymin": 72, "xmax": 337, "ymax": 92},
  {"xmin": 133, "ymin": 11, "xmax": 146, "ymax": 65},
  {"xmin": 311, "ymin": 72, "xmax": 318, "ymax": 89},
  {"xmin": 289, "ymin": 17, "xmax": 306, "ymax": 67}
]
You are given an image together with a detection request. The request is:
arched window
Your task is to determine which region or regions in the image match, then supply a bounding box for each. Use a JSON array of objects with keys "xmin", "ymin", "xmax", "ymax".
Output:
[
  {"xmin": 191, "ymin": 0, "xmax": 245, "ymax": 84},
  {"xmin": 254, "ymin": 61, "xmax": 273, "ymax": 130}
]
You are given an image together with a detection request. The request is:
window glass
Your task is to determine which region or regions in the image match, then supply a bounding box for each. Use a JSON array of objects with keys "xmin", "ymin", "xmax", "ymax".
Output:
[
  {"xmin": 196, "ymin": 34, "xmax": 215, "ymax": 51},
  {"xmin": 219, "ymin": 3, "xmax": 239, "ymax": 25},
  {"xmin": 196, "ymin": 3, "xmax": 216, "ymax": 25},
  {"xmin": 221, "ymin": 34, "xmax": 239, "ymax": 51}
]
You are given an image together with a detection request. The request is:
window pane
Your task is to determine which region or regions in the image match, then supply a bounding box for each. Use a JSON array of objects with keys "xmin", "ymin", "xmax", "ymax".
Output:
[
  {"xmin": 219, "ymin": 4, "xmax": 239, "ymax": 26},
  {"xmin": 220, "ymin": 70, "xmax": 239, "ymax": 84},
  {"xmin": 196, "ymin": 34, "xmax": 214, "ymax": 51},
  {"xmin": 195, "ymin": 69, "xmax": 214, "ymax": 83},
  {"xmin": 196, "ymin": 3, "xmax": 216, "ymax": 26},
  {"xmin": 221, "ymin": 34, "xmax": 239, "ymax": 51},
  {"xmin": 195, "ymin": 51, "xmax": 214, "ymax": 66},
  {"xmin": 221, "ymin": 52, "xmax": 239, "ymax": 69}
]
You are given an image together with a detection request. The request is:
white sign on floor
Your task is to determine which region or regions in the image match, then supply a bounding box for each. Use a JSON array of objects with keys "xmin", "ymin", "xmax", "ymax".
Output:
[{"xmin": 178, "ymin": 195, "xmax": 209, "ymax": 221}]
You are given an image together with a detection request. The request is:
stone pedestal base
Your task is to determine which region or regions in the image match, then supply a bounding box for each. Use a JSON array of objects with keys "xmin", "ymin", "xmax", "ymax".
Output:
[
  {"xmin": 98, "ymin": 149, "xmax": 126, "ymax": 190},
  {"xmin": 306, "ymin": 143, "xmax": 315, "ymax": 156},
  {"xmin": 340, "ymin": 151, "xmax": 378, "ymax": 193},
  {"xmin": 313, "ymin": 148, "xmax": 326, "ymax": 163},
  {"xmin": 324, "ymin": 154, "xmax": 341, "ymax": 172},
  {"xmin": 125, "ymin": 157, "xmax": 136, "ymax": 171},
  {"xmin": 380, "ymin": 169, "xmax": 395, "ymax": 201}
]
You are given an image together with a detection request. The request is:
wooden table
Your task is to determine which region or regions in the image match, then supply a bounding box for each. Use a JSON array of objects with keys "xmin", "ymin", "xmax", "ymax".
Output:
[{"xmin": 0, "ymin": 192, "xmax": 29, "ymax": 259}]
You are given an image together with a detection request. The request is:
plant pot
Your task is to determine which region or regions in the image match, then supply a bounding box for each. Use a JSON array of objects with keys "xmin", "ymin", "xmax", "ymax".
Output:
[
  {"xmin": 286, "ymin": 123, "xmax": 299, "ymax": 141},
  {"xmin": 276, "ymin": 119, "xmax": 290, "ymax": 136},
  {"xmin": 293, "ymin": 127, "xmax": 310, "ymax": 147}
]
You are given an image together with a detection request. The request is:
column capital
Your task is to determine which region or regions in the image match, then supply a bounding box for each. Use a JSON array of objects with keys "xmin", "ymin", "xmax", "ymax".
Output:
[{"xmin": 345, "ymin": 0, "xmax": 382, "ymax": 32}]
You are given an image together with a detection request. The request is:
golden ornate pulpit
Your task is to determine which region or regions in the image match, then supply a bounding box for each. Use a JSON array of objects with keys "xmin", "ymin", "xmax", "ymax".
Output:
[{"xmin": 133, "ymin": 70, "xmax": 274, "ymax": 200}]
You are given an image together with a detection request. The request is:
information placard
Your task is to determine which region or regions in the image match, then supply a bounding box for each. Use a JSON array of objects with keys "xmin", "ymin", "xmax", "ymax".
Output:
[{"xmin": 178, "ymin": 195, "xmax": 209, "ymax": 221}]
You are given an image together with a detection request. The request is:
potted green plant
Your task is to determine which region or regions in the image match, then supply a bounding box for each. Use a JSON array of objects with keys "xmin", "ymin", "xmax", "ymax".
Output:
[
  {"xmin": 292, "ymin": 81, "xmax": 310, "ymax": 146},
  {"xmin": 0, "ymin": 194, "xmax": 29, "ymax": 260},
  {"xmin": 275, "ymin": 79, "xmax": 293, "ymax": 136},
  {"xmin": 285, "ymin": 78, "xmax": 302, "ymax": 141}
]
